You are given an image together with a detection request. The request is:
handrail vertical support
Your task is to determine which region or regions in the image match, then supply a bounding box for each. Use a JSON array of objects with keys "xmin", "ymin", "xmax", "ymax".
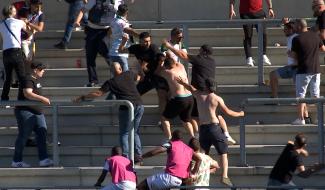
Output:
[
  {"xmin": 127, "ymin": 103, "xmax": 135, "ymax": 166},
  {"xmin": 257, "ymin": 22, "xmax": 264, "ymax": 86},
  {"xmin": 157, "ymin": 0, "xmax": 162, "ymax": 22},
  {"xmin": 239, "ymin": 115, "xmax": 247, "ymax": 166},
  {"xmin": 52, "ymin": 104, "xmax": 59, "ymax": 166},
  {"xmin": 317, "ymin": 102, "xmax": 325, "ymax": 164}
]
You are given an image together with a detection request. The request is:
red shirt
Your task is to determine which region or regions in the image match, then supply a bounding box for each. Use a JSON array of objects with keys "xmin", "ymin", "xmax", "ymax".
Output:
[
  {"xmin": 12, "ymin": 1, "xmax": 28, "ymax": 11},
  {"xmin": 239, "ymin": 0, "xmax": 263, "ymax": 14}
]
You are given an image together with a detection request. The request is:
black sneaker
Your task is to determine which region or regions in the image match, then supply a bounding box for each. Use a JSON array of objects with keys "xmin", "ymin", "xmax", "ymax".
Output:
[
  {"xmin": 304, "ymin": 117, "xmax": 312, "ymax": 124},
  {"xmin": 54, "ymin": 41, "xmax": 67, "ymax": 49},
  {"xmin": 11, "ymin": 81, "xmax": 19, "ymax": 88}
]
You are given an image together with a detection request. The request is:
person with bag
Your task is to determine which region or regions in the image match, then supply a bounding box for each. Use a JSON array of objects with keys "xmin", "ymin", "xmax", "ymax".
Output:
[{"xmin": 0, "ymin": 5, "xmax": 27, "ymax": 101}]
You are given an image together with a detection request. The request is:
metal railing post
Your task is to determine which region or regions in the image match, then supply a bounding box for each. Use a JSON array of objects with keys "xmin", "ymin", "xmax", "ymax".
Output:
[
  {"xmin": 52, "ymin": 104, "xmax": 59, "ymax": 166},
  {"xmin": 126, "ymin": 101, "xmax": 135, "ymax": 165},
  {"xmin": 239, "ymin": 114, "xmax": 247, "ymax": 166},
  {"xmin": 157, "ymin": 0, "xmax": 162, "ymax": 22},
  {"xmin": 317, "ymin": 102, "xmax": 325, "ymax": 164},
  {"xmin": 257, "ymin": 22, "xmax": 264, "ymax": 86}
]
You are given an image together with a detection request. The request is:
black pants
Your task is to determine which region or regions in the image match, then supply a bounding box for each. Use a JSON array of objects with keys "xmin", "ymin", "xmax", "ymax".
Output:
[
  {"xmin": 240, "ymin": 10, "xmax": 267, "ymax": 58},
  {"xmin": 1, "ymin": 48, "xmax": 26, "ymax": 100}
]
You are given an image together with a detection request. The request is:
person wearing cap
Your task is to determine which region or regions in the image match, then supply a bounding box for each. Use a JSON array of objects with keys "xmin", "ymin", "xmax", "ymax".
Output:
[
  {"xmin": 229, "ymin": 0, "xmax": 275, "ymax": 67},
  {"xmin": 11, "ymin": 61, "xmax": 54, "ymax": 168},
  {"xmin": 313, "ymin": 0, "xmax": 325, "ymax": 40},
  {"xmin": 267, "ymin": 133, "xmax": 324, "ymax": 190},
  {"xmin": 176, "ymin": 77, "xmax": 244, "ymax": 187}
]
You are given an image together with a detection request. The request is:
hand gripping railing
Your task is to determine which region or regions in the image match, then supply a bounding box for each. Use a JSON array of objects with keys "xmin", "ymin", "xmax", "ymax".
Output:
[
  {"xmin": 0, "ymin": 100, "xmax": 134, "ymax": 167},
  {"xmin": 239, "ymin": 98, "xmax": 325, "ymax": 166},
  {"xmin": 131, "ymin": 18, "xmax": 316, "ymax": 86}
]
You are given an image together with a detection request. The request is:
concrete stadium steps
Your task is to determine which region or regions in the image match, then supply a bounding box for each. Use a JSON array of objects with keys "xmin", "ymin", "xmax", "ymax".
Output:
[
  {"xmin": 35, "ymin": 65, "xmax": 325, "ymax": 87},
  {"xmin": 0, "ymin": 166, "xmax": 324, "ymax": 188},
  {"xmin": 16, "ymin": 28, "xmax": 286, "ymax": 49},
  {"xmin": 0, "ymin": 144, "xmax": 321, "ymax": 168},
  {"xmin": 0, "ymin": 125, "xmax": 322, "ymax": 147},
  {"xmin": 1, "ymin": 46, "xmax": 313, "ymax": 68}
]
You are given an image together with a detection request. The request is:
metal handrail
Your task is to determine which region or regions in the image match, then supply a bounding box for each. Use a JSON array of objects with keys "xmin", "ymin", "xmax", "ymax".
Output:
[
  {"xmin": 239, "ymin": 97, "xmax": 325, "ymax": 166},
  {"xmin": 0, "ymin": 100, "xmax": 134, "ymax": 167}
]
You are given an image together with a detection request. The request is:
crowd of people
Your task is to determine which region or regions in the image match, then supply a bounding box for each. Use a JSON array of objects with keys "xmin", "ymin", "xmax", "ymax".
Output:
[{"xmin": 1, "ymin": 0, "xmax": 325, "ymax": 189}]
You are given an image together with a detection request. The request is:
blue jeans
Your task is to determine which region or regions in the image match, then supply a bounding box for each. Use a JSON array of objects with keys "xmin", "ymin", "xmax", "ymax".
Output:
[
  {"xmin": 85, "ymin": 26, "xmax": 110, "ymax": 83},
  {"xmin": 118, "ymin": 105, "xmax": 144, "ymax": 158},
  {"xmin": 62, "ymin": 0, "xmax": 86, "ymax": 44},
  {"xmin": 13, "ymin": 109, "xmax": 49, "ymax": 162},
  {"xmin": 110, "ymin": 56, "xmax": 129, "ymax": 72}
]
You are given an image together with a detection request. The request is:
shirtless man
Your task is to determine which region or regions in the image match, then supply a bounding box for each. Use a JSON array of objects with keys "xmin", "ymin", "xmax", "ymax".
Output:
[
  {"xmin": 157, "ymin": 57, "xmax": 194, "ymax": 139},
  {"xmin": 177, "ymin": 77, "xmax": 244, "ymax": 187}
]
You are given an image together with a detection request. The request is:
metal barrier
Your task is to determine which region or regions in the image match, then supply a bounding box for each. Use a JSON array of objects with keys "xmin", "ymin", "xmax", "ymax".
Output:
[
  {"xmin": 131, "ymin": 18, "xmax": 316, "ymax": 86},
  {"xmin": 0, "ymin": 100, "xmax": 134, "ymax": 167},
  {"xmin": 239, "ymin": 98, "xmax": 325, "ymax": 166}
]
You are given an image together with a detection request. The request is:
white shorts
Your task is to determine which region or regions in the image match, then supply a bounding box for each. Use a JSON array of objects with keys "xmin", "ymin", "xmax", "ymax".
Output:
[
  {"xmin": 102, "ymin": 180, "xmax": 136, "ymax": 190},
  {"xmin": 295, "ymin": 73, "xmax": 321, "ymax": 98},
  {"xmin": 146, "ymin": 173, "xmax": 182, "ymax": 190}
]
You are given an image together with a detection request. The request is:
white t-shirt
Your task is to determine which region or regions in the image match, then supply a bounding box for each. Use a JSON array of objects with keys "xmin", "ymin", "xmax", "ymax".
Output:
[
  {"xmin": 0, "ymin": 18, "xmax": 25, "ymax": 50},
  {"xmin": 287, "ymin": 33, "xmax": 298, "ymax": 66},
  {"xmin": 162, "ymin": 41, "xmax": 187, "ymax": 63},
  {"xmin": 109, "ymin": 16, "xmax": 130, "ymax": 57}
]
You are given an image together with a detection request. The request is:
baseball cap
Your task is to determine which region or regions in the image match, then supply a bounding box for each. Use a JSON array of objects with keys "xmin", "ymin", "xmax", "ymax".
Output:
[{"xmin": 31, "ymin": 61, "xmax": 46, "ymax": 70}]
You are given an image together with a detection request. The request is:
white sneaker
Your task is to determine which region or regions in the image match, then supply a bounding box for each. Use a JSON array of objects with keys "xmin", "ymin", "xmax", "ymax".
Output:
[
  {"xmin": 11, "ymin": 161, "xmax": 30, "ymax": 168},
  {"xmin": 227, "ymin": 136, "xmax": 236, "ymax": 145},
  {"xmin": 74, "ymin": 26, "xmax": 83, "ymax": 31},
  {"xmin": 39, "ymin": 158, "xmax": 54, "ymax": 167},
  {"xmin": 246, "ymin": 57, "xmax": 255, "ymax": 67},
  {"xmin": 291, "ymin": 118, "xmax": 306, "ymax": 125},
  {"xmin": 263, "ymin": 55, "xmax": 272, "ymax": 65}
]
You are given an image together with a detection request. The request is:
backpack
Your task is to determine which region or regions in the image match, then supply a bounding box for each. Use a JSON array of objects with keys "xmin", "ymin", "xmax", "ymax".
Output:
[{"xmin": 88, "ymin": 0, "xmax": 116, "ymax": 26}]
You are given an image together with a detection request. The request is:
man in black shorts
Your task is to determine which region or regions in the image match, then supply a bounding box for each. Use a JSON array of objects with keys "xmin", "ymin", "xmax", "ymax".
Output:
[
  {"xmin": 177, "ymin": 77, "xmax": 244, "ymax": 187},
  {"xmin": 267, "ymin": 133, "xmax": 324, "ymax": 190},
  {"xmin": 157, "ymin": 57, "xmax": 194, "ymax": 139}
]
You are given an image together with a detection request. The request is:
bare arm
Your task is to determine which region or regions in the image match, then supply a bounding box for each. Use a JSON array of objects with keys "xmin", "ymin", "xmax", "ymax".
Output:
[
  {"xmin": 229, "ymin": 0, "xmax": 236, "ymax": 19},
  {"xmin": 74, "ymin": 9, "xmax": 85, "ymax": 27},
  {"xmin": 26, "ymin": 21, "xmax": 44, "ymax": 32},
  {"xmin": 142, "ymin": 146, "xmax": 167, "ymax": 159},
  {"xmin": 216, "ymin": 95, "xmax": 244, "ymax": 117},
  {"xmin": 191, "ymin": 152, "xmax": 202, "ymax": 175},
  {"xmin": 162, "ymin": 39, "xmax": 189, "ymax": 61},
  {"xmin": 124, "ymin": 27, "xmax": 139, "ymax": 38},
  {"xmin": 320, "ymin": 44, "xmax": 325, "ymax": 52},
  {"xmin": 94, "ymin": 170, "xmax": 108, "ymax": 187},
  {"xmin": 23, "ymin": 88, "xmax": 50, "ymax": 105},
  {"xmin": 176, "ymin": 76, "xmax": 197, "ymax": 93},
  {"xmin": 265, "ymin": 0, "xmax": 275, "ymax": 18},
  {"xmin": 73, "ymin": 89, "xmax": 105, "ymax": 102}
]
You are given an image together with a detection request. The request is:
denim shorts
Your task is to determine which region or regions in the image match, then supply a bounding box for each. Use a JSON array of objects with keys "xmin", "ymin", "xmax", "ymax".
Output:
[
  {"xmin": 295, "ymin": 73, "xmax": 320, "ymax": 98},
  {"xmin": 276, "ymin": 66, "xmax": 297, "ymax": 80}
]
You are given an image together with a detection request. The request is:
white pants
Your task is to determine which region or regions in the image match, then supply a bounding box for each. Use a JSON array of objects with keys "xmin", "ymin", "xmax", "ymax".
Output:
[
  {"xmin": 102, "ymin": 180, "xmax": 136, "ymax": 190},
  {"xmin": 146, "ymin": 173, "xmax": 182, "ymax": 190}
]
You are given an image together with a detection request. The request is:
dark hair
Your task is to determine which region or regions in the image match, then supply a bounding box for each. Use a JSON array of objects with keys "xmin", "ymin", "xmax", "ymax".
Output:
[
  {"xmin": 30, "ymin": 0, "xmax": 43, "ymax": 5},
  {"xmin": 200, "ymin": 44, "xmax": 213, "ymax": 55},
  {"xmin": 189, "ymin": 138, "xmax": 200, "ymax": 152},
  {"xmin": 284, "ymin": 21, "xmax": 295, "ymax": 30},
  {"xmin": 171, "ymin": 130, "xmax": 182, "ymax": 141},
  {"xmin": 171, "ymin": 27, "xmax": 182, "ymax": 36},
  {"xmin": 31, "ymin": 61, "xmax": 46, "ymax": 70},
  {"xmin": 163, "ymin": 57, "xmax": 174, "ymax": 68},
  {"xmin": 205, "ymin": 78, "xmax": 216, "ymax": 93},
  {"xmin": 156, "ymin": 53, "xmax": 166, "ymax": 62},
  {"xmin": 2, "ymin": 5, "xmax": 15, "ymax": 18},
  {"xmin": 294, "ymin": 133, "xmax": 307, "ymax": 148},
  {"xmin": 111, "ymin": 146, "xmax": 122, "ymax": 156},
  {"xmin": 139, "ymin": 32, "xmax": 151, "ymax": 40},
  {"xmin": 117, "ymin": 4, "xmax": 128, "ymax": 16}
]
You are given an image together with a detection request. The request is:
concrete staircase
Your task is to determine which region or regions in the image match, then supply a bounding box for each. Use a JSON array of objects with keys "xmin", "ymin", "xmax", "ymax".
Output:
[{"xmin": 0, "ymin": 26, "xmax": 325, "ymax": 188}]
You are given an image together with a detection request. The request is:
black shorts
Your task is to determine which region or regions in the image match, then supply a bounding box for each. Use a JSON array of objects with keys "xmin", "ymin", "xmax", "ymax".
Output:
[
  {"xmin": 199, "ymin": 123, "xmax": 228, "ymax": 155},
  {"xmin": 191, "ymin": 98, "xmax": 199, "ymax": 117},
  {"xmin": 163, "ymin": 95, "xmax": 193, "ymax": 122}
]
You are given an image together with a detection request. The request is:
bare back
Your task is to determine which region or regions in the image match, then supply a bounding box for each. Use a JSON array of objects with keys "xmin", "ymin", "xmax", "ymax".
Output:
[
  {"xmin": 161, "ymin": 63, "xmax": 191, "ymax": 97},
  {"xmin": 193, "ymin": 91, "xmax": 220, "ymax": 125}
]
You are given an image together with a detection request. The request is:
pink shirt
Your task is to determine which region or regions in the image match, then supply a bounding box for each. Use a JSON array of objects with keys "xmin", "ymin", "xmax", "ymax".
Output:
[
  {"xmin": 165, "ymin": 140, "xmax": 193, "ymax": 179},
  {"xmin": 105, "ymin": 155, "xmax": 136, "ymax": 184}
]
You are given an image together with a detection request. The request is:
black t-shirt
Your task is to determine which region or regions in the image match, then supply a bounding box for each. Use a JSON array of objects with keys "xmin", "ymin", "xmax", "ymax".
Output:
[
  {"xmin": 188, "ymin": 54, "xmax": 216, "ymax": 90},
  {"xmin": 17, "ymin": 75, "xmax": 43, "ymax": 114},
  {"xmin": 291, "ymin": 31, "xmax": 323, "ymax": 74},
  {"xmin": 269, "ymin": 143, "xmax": 303, "ymax": 183},
  {"xmin": 316, "ymin": 10, "xmax": 325, "ymax": 30},
  {"xmin": 128, "ymin": 44, "xmax": 160, "ymax": 75},
  {"xmin": 100, "ymin": 71, "xmax": 142, "ymax": 106}
]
